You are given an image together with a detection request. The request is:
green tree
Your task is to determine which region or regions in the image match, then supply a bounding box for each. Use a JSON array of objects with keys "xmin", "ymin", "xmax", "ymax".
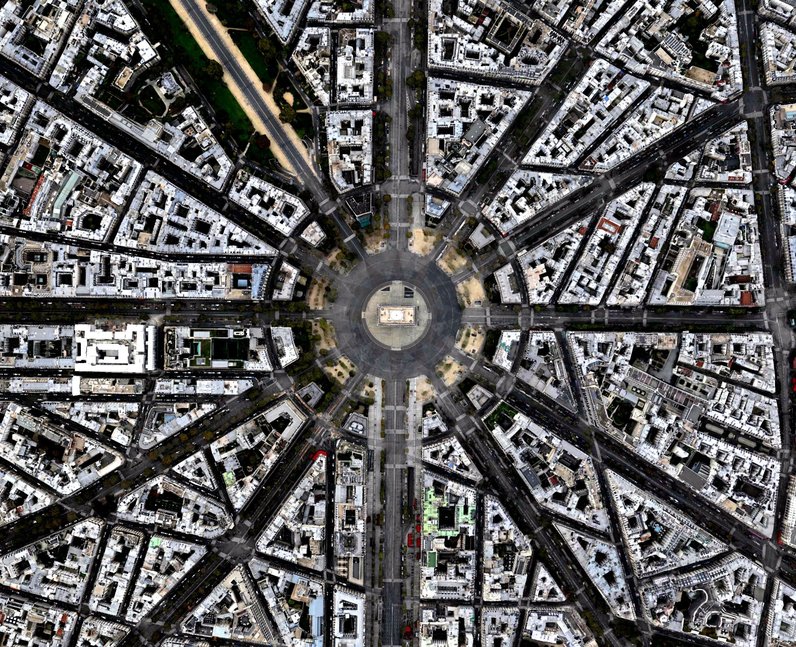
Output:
[
  {"xmin": 258, "ymin": 37, "xmax": 278, "ymax": 61},
  {"xmin": 279, "ymin": 104, "xmax": 296, "ymax": 124},
  {"xmin": 375, "ymin": 31, "xmax": 391, "ymax": 49},
  {"xmin": 406, "ymin": 70, "xmax": 426, "ymax": 89},
  {"xmin": 204, "ymin": 60, "xmax": 223, "ymax": 80}
]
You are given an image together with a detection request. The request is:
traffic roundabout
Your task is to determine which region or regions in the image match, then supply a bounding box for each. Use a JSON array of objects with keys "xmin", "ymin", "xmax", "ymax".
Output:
[{"xmin": 329, "ymin": 249, "xmax": 462, "ymax": 379}]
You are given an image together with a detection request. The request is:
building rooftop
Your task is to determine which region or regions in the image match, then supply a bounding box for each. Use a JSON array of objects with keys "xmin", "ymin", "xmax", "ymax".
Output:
[
  {"xmin": 484, "ymin": 170, "xmax": 592, "ymax": 235},
  {"xmin": 335, "ymin": 29, "xmax": 374, "ymax": 105},
  {"xmin": 0, "ymin": 401, "xmax": 124, "ymax": 495},
  {"xmin": 293, "ymin": 28, "xmax": 332, "ymax": 106},
  {"xmin": 482, "ymin": 496, "xmax": 533, "ymax": 601},
  {"xmin": 640, "ymin": 553, "xmax": 766, "ymax": 646},
  {"xmin": 325, "ymin": 111, "xmax": 373, "ymax": 193},
  {"xmin": 556, "ymin": 523, "xmax": 636, "ymax": 620},
  {"xmin": 211, "ymin": 398, "xmax": 308, "ymax": 511},
  {"xmin": 596, "ymin": 0, "xmax": 743, "ymax": 100},
  {"xmin": 516, "ymin": 331, "xmax": 577, "ymax": 411},
  {"xmin": 421, "ymin": 471, "xmax": 477, "ymax": 599},
  {"xmin": 117, "ymin": 172, "xmax": 275, "ymax": 256},
  {"xmin": 569, "ymin": 330, "xmax": 781, "ymax": 535},
  {"xmin": 125, "ymin": 536, "xmax": 208, "ymax": 623},
  {"xmin": 428, "ymin": 0, "xmax": 565, "ymax": 84},
  {"xmin": 116, "ymin": 476, "xmax": 232, "ymax": 538},
  {"xmin": 426, "ymin": 77, "xmax": 529, "ymax": 196},
  {"xmin": 419, "ymin": 606, "xmax": 475, "ymax": 647},
  {"xmin": 484, "ymin": 400, "xmax": 610, "ymax": 532},
  {"xmin": 89, "ymin": 527, "xmax": 145, "ymax": 617},
  {"xmin": 0, "ymin": 517, "xmax": 103, "ymax": 605},
  {"xmin": 0, "ymin": 0, "xmax": 81, "ymax": 78},
  {"xmin": 229, "ymin": 171, "xmax": 311, "ymax": 236},
  {"xmin": 164, "ymin": 326, "xmax": 272, "ymax": 372},
  {"xmin": 256, "ymin": 0, "xmax": 309, "ymax": 44},
  {"xmin": 181, "ymin": 566, "xmax": 275, "ymax": 643},
  {"xmin": 422, "ymin": 436, "xmax": 483, "ymax": 483},
  {"xmin": 75, "ymin": 322, "xmax": 155, "ymax": 373},
  {"xmin": 332, "ymin": 586, "xmax": 366, "ymax": 647},
  {"xmin": 524, "ymin": 59, "xmax": 649, "ymax": 168},
  {"xmin": 251, "ymin": 560, "xmax": 325, "ymax": 647}
]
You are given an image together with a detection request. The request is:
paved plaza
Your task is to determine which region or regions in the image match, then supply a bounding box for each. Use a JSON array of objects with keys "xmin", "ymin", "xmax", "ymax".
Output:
[{"xmin": 363, "ymin": 281, "xmax": 431, "ymax": 350}]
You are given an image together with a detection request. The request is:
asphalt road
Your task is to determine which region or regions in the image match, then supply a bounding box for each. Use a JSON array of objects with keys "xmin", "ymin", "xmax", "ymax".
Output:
[{"xmin": 381, "ymin": 379, "xmax": 407, "ymax": 646}]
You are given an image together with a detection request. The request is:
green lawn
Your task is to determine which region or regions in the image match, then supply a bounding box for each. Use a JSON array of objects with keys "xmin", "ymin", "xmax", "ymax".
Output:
[
  {"xmin": 210, "ymin": 85, "xmax": 254, "ymax": 144},
  {"xmin": 247, "ymin": 136, "xmax": 276, "ymax": 166},
  {"xmin": 231, "ymin": 31, "xmax": 279, "ymax": 87},
  {"xmin": 148, "ymin": 0, "xmax": 205, "ymax": 61}
]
